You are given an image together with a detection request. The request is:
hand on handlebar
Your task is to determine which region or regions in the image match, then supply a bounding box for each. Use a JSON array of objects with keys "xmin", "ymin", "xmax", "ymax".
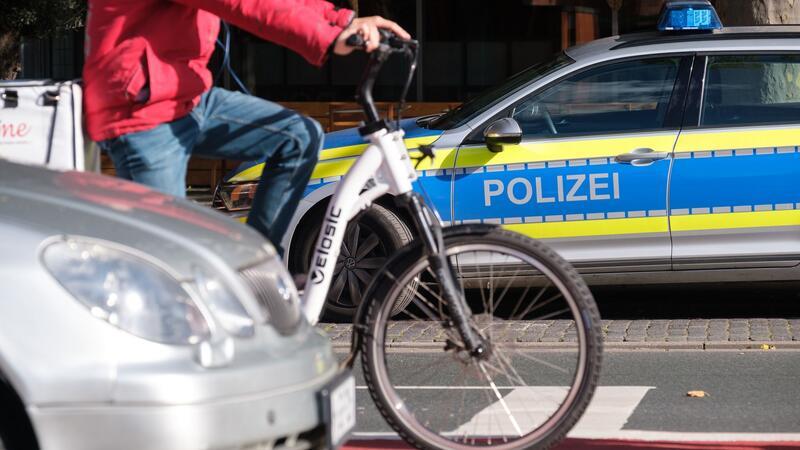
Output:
[{"xmin": 333, "ymin": 16, "xmax": 411, "ymax": 55}]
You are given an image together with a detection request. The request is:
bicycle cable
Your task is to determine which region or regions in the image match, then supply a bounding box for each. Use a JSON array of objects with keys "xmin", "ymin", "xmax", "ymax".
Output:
[{"xmin": 215, "ymin": 22, "xmax": 252, "ymax": 95}]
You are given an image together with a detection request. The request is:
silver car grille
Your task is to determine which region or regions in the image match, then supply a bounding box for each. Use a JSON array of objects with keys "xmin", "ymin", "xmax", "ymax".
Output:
[{"xmin": 240, "ymin": 262, "xmax": 301, "ymax": 335}]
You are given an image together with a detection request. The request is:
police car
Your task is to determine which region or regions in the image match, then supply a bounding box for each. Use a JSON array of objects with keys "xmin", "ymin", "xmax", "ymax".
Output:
[{"xmin": 215, "ymin": 1, "xmax": 800, "ymax": 319}]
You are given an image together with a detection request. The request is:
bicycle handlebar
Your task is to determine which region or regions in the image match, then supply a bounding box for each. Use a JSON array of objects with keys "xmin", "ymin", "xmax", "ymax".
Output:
[
  {"xmin": 345, "ymin": 29, "xmax": 418, "ymax": 51},
  {"xmin": 345, "ymin": 30, "xmax": 419, "ymax": 127}
]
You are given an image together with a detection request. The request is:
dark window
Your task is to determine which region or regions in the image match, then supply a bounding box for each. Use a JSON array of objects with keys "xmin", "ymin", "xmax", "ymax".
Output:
[
  {"xmin": 428, "ymin": 53, "xmax": 574, "ymax": 130},
  {"xmin": 701, "ymin": 55, "xmax": 800, "ymax": 127},
  {"xmin": 510, "ymin": 57, "xmax": 681, "ymax": 138}
]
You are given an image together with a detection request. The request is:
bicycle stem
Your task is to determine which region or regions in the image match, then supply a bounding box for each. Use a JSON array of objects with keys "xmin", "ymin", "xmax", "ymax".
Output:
[{"xmin": 357, "ymin": 51, "xmax": 389, "ymax": 125}]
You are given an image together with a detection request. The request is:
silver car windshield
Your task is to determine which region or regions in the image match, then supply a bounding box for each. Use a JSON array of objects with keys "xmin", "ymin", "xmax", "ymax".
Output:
[{"xmin": 426, "ymin": 52, "xmax": 575, "ymax": 130}]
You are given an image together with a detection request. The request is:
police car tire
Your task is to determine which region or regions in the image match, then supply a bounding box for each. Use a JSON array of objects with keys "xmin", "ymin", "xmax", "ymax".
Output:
[
  {"xmin": 360, "ymin": 228, "xmax": 602, "ymax": 450},
  {"xmin": 293, "ymin": 203, "xmax": 413, "ymax": 321}
]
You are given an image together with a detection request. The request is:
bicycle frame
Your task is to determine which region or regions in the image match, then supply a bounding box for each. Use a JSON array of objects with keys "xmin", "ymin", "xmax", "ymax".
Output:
[
  {"xmin": 300, "ymin": 127, "xmax": 417, "ymax": 325},
  {"xmin": 299, "ymin": 40, "xmax": 487, "ymax": 358}
]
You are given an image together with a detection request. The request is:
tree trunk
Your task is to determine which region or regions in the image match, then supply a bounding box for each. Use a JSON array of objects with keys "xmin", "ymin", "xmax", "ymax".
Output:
[
  {"xmin": 715, "ymin": 0, "xmax": 799, "ymax": 26},
  {"xmin": 714, "ymin": 0, "xmax": 800, "ymax": 103},
  {"xmin": 0, "ymin": 31, "xmax": 21, "ymax": 80}
]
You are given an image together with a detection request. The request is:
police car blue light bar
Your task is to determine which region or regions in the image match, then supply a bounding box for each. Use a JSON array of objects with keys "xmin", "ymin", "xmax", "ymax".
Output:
[{"xmin": 658, "ymin": 0, "xmax": 723, "ymax": 31}]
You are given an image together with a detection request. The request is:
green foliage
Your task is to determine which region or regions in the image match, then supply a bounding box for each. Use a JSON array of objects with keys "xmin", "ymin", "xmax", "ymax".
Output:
[{"xmin": 1, "ymin": 0, "xmax": 87, "ymax": 38}]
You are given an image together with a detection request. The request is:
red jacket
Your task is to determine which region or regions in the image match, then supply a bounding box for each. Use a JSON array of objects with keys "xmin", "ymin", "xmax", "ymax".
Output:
[{"xmin": 83, "ymin": 0, "xmax": 353, "ymax": 141}]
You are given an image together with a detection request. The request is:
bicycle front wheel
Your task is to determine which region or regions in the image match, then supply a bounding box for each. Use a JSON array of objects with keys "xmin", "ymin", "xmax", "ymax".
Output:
[{"xmin": 361, "ymin": 227, "xmax": 602, "ymax": 450}]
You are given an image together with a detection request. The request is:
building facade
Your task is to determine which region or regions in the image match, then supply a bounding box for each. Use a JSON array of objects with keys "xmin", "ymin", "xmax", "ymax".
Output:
[{"xmin": 20, "ymin": 0, "xmax": 671, "ymax": 103}]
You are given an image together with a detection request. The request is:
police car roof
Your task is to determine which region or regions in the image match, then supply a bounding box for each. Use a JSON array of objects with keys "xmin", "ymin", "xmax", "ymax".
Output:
[{"xmin": 566, "ymin": 26, "xmax": 800, "ymax": 62}]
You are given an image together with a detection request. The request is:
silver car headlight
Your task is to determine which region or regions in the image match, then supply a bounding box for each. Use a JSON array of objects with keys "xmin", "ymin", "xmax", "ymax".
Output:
[
  {"xmin": 42, "ymin": 239, "xmax": 211, "ymax": 345},
  {"xmin": 192, "ymin": 266, "xmax": 255, "ymax": 338}
]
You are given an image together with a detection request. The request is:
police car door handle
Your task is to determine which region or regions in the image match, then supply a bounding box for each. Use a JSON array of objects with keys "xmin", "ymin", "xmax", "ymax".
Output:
[{"xmin": 614, "ymin": 148, "xmax": 669, "ymax": 166}]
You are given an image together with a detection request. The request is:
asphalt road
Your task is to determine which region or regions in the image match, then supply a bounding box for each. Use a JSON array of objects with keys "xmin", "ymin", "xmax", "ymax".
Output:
[{"xmin": 347, "ymin": 349, "xmax": 800, "ymax": 442}]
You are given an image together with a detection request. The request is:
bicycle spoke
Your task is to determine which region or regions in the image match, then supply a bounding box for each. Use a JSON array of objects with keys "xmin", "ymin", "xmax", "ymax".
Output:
[
  {"xmin": 499, "ymin": 345, "xmax": 571, "ymax": 374},
  {"xmin": 474, "ymin": 252, "xmax": 490, "ymax": 317},
  {"xmin": 385, "ymin": 271, "xmax": 446, "ymax": 323},
  {"xmin": 366, "ymin": 237, "xmax": 598, "ymax": 450},
  {"xmin": 532, "ymin": 306, "xmax": 570, "ymax": 321},
  {"xmin": 478, "ymin": 362, "xmax": 523, "ymax": 437},
  {"xmin": 513, "ymin": 287, "xmax": 560, "ymax": 320},
  {"xmin": 401, "ymin": 353, "xmax": 455, "ymax": 386},
  {"xmin": 491, "ymin": 266, "xmax": 521, "ymax": 315},
  {"xmin": 505, "ymin": 283, "xmax": 532, "ymax": 318},
  {"xmin": 491, "ymin": 349, "xmax": 548, "ymax": 432}
]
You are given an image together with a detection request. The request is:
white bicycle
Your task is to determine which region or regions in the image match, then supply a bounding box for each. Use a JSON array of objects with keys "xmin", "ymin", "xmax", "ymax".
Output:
[{"xmin": 302, "ymin": 32, "xmax": 602, "ymax": 450}]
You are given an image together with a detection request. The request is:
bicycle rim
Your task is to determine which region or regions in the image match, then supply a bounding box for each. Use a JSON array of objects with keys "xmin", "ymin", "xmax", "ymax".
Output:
[{"xmin": 363, "ymin": 236, "xmax": 600, "ymax": 450}]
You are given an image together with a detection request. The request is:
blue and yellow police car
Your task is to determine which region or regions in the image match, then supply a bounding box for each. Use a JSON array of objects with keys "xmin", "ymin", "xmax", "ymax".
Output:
[{"xmin": 215, "ymin": 1, "xmax": 800, "ymax": 319}]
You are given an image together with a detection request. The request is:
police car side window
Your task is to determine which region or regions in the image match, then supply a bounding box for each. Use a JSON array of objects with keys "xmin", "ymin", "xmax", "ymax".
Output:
[
  {"xmin": 511, "ymin": 58, "xmax": 681, "ymax": 138},
  {"xmin": 701, "ymin": 55, "xmax": 800, "ymax": 128}
]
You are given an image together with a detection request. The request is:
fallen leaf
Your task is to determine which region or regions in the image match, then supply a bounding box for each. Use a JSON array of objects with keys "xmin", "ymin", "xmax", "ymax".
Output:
[
  {"xmin": 687, "ymin": 390, "xmax": 709, "ymax": 398},
  {"xmin": 760, "ymin": 344, "xmax": 776, "ymax": 350}
]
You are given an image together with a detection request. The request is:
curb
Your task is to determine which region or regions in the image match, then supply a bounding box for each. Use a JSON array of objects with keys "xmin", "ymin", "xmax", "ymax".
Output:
[{"xmin": 330, "ymin": 340, "xmax": 800, "ymax": 351}]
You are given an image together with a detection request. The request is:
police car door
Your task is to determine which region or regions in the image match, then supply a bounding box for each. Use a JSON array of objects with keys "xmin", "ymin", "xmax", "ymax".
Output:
[
  {"xmin": 670, "ymin": 53, "xmax": 800, "ymax": 270},
  {"xmin": 453, "ymin": 56, "xmax": 691, "ymax": 271}
]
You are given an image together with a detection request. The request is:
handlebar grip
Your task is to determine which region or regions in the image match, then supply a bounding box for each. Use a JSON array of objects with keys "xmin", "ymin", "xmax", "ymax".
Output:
[
  {"xmin": 345, "ymin": 34, "xmax": 365, "ymax": 48},
  {"xmin": 345, "ymin": 29, "xmax": 417, "ymax": 51}
]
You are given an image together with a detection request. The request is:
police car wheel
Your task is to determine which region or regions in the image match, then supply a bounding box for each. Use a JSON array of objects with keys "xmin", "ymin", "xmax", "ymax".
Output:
[{"xmin": 293, "ymin": 203, "xmax": 413, "ymax": 322}]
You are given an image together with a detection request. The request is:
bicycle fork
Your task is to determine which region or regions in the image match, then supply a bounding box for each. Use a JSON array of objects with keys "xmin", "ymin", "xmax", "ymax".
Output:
[{"xmin": 399, "ymin": 192, "xmax": 488, "ymax": 358}]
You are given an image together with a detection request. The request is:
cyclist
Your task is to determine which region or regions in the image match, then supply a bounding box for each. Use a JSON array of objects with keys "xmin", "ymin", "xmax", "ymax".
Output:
[{"xmin": 83, "ymin": 0, "xmax": 409, "ymax": 254}]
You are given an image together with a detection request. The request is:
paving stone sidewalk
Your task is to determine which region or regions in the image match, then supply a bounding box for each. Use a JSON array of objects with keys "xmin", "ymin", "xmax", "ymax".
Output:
[{"xmin": 318, "ymin": 319, "xmax": 800, "ymax": 349}]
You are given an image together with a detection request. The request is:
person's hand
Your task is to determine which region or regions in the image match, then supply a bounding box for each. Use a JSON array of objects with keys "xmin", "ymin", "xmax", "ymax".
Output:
[{"xmin": 333, "ymin": 16, "xmax": 411, "ymax": 55}]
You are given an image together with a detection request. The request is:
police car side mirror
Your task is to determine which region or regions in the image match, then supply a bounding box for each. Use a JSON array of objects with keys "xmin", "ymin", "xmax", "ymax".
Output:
[{"xmin": 483, "ymin": 118, "xmax": 522, "ymax": 153}]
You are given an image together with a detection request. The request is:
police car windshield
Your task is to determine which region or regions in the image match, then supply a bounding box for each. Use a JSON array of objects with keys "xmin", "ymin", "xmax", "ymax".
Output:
[{"xmin": 426, "ymin": 53, "xmax": 574, "ymax": 130}]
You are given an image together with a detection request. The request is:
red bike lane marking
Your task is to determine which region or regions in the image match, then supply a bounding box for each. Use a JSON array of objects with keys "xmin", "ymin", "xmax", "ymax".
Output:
[{"xmin": 342, "ymin": 439, "xmax": 800, "ymax": 450}]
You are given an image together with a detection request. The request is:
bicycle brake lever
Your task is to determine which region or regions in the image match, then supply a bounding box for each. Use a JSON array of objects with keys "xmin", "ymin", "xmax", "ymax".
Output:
[{"xmin": 411, "ymin": 144, "xmax": 436, "ymax": 169}]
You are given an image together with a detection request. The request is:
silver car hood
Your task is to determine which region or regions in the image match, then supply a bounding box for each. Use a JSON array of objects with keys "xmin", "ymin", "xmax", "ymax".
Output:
[{"xmin": 0, "ymin": 160, "xmax": 271, "ymax": 277}]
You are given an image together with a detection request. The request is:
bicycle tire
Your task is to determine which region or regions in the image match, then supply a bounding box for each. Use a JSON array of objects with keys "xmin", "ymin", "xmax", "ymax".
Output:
[{"xmin": 360, "ymin": 227, "xmax": 602, "ymax": 450}]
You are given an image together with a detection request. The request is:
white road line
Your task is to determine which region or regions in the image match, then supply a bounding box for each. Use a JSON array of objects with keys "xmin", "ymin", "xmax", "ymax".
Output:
[
  {"xmin": 568, "ymin": 386, "xmax": 653, "ymax": 437},
  {"xmin": 355, "ymin": 386, "xmax": 651, "ymax": 438},
  {"xmin": 353, "ymin": 385, "xmax": 800, "ymax": 442}
]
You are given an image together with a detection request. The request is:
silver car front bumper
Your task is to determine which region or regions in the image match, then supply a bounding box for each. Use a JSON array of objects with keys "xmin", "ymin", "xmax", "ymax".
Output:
[{"xmin": 29, "ymin": 365, "xmax": 339, "ymax": 450}]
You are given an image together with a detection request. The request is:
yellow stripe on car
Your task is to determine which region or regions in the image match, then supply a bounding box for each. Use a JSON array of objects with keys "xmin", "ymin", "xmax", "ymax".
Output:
[
  {"xmin": 305, "ymin": 147, "xmax": 457, "ymax": 180},
  {"xmin": 318, "ymin": 135, "xmax": 440, "ymax": 161},
  {"xmin": 227, "ymin": 135, "xmax": 442, "ymax": 183},
  {"xmin": 671, "ymin": 209, "xmax": 800, "ymax": 232},
  {"xmin": 503, "ymin": 216, "xmax": 669, "ymax": 239}
]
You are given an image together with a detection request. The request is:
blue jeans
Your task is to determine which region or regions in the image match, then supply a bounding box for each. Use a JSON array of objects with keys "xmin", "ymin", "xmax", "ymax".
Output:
[{"xmin": 99, "ymin": 88, "xmax": 322, "ymax": 254}]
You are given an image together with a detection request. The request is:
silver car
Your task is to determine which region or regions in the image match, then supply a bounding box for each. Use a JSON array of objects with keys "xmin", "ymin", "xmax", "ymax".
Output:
[{"xmin": 0, "ymin": 159, "xmax": 354, "ymax": 450}]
